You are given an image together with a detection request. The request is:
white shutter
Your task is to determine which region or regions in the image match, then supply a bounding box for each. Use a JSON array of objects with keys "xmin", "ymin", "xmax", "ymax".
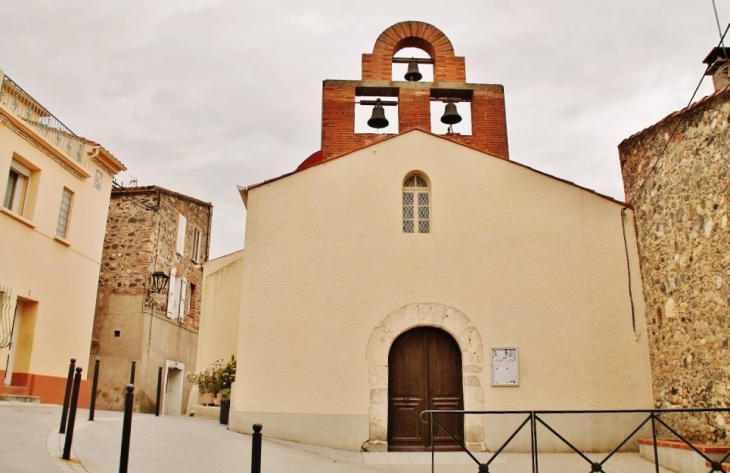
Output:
[
  {"xmin": 176, "ymin": 214, "xmax": 187, "ymax": 255},
  {"xmin": 166, "ymin": 267, "xmax": 177, "ymax": 318},
  {"xmin": 178, "ymin": 276, "xmax": 187, "ymax": 322}
]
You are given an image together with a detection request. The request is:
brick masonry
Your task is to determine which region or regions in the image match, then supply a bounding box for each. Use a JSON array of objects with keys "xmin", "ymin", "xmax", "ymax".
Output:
[
  {"xmin": 321, "ymin": 21, "xmax": 509, "ymax": 161},
  {"xmin": 619, "ymin": 87, "xmax": 730, "ymax": 443}
]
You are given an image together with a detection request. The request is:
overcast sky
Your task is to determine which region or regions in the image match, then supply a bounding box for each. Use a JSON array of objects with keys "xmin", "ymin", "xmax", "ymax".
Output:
[{"xmin": 2, "ymin": 1, "xmax": 728, "ymax": 259}]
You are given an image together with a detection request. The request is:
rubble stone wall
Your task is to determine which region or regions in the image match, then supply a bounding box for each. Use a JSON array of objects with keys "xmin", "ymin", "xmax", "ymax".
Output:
[
  {"xmin": 97, "ymin": 187, "xmax": 211, "ymax": 329},
  {"xmin": 619, "ymin": 88, "xmax": 730, "ymax": 443}
]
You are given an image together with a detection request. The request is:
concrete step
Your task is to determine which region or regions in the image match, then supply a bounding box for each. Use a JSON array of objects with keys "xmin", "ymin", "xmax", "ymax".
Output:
[{"xmin": 0, "ymin": 394, "xmax": 40, "ymax": 403}]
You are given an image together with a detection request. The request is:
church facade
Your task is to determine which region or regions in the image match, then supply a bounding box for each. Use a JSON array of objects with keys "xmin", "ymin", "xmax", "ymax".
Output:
[{"xmin": 228, "ymin": 22, "xmax": 654, "ymax": 452}]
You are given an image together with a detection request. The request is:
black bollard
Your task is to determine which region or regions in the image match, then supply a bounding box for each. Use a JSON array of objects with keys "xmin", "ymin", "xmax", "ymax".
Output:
[
  {"xmin": 119, "ymin": 384, "xmax": 134, "ymax": 473},
  {"xmin": 251, "ymin": 423, "xmax": 262, "ymax": 473},
  {"xmin": 89, "ymin": 358, "xmax": 100, "ymax": 421},
  {"xmin": 155, "ymin": 366, "xmax": 162, "ymax": 417},
  {"xmin": 129, "ymin": 360, "xmax": 136, "ymax": 385},
  {"xmin": 62, "ymin": 367, "xmax": 83, "ymax": 460},
  {"xmin": 59, "ymin": 358, "xmax": 76, "ymax": 434}
]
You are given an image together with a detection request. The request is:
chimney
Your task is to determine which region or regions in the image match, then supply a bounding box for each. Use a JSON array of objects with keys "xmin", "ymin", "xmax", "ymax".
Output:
[{"xmin": 703, "ymin": 47, "xmax": 730, "ymax": 91}]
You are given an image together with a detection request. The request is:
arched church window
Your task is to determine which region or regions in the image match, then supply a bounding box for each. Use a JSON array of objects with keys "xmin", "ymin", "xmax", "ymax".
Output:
[{"xmin": 403, "ymin": 174, "xmax": 430, "ymax": 233}]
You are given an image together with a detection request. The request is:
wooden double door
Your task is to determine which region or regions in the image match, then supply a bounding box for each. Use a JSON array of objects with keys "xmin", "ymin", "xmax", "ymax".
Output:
[{"xmin": 388, "ymin": 327, "xmax": 464, "ymax": 451}]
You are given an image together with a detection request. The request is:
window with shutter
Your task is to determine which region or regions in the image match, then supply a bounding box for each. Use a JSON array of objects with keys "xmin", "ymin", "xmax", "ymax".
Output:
[
  {"xmin": 178, "ymin": 276, "xmax": 187, "ymax": 322},
  {"xmin": 166, "ymin": 267, "xmax": 177, "ymax": 318},
  {"xmin": 192, "ymin": 228, "xmax": 202, "ymax": 263},
  {"xmin": 4, "ymin": 159, "xmax": 31, "ymax": 216},
  {"xmin": 176, "ymin": 214, "xmax": 187, "ymax": 255}
]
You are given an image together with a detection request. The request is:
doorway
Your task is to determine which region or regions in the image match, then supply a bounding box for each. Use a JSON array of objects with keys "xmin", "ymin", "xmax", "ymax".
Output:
[
  {"xmin": 164, "ymin": 361, "xmax": 184, "ymax": 415},
  {"xmin": 388, "ymin": 326, "xmax": 464, "ymax": 451},
  {"xmin": 4, "ymin": 299, "xmax": 36, "ymax": 387}
]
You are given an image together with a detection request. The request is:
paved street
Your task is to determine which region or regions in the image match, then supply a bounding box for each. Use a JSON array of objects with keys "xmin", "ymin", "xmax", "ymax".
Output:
[{"xmin": 2, "ymin": 401, "xmax": 675, "ymax": 473}]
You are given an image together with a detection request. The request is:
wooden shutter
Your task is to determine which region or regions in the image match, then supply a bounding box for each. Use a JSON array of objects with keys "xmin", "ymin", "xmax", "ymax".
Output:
[
  {"xmin": 166, "ymin": 267, "xmax": 177, "ymax": 318},
  {"xmin": 178, "ymin": 276, "xmax": 187, "ymax": 322},
  {"xmin": 176, "ymin": 214, "xmax": 187, "ymax": 255}
]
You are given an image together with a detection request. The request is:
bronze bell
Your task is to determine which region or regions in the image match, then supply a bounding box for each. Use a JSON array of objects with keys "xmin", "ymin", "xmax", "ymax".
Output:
[
  {"xmin": 367, "ymin": 99, "xmax": 389, "ymax": 129},
  {"xmin": 404, "ymin": 61, "xmax": 422, "ymax": 82},
  {"xmin": 440, "ymin": 102, "xmax": 462, "ymax": 125}
]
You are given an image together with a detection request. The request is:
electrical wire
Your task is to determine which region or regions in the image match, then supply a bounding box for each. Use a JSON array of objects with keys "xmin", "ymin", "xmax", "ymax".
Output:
[
  {"xmin": 712, "ymin": 0, "xmax": 726, "ymax": 51},
  {"xmin": 627, "ymin": 23, "xmax": 730, "ymax": 203}
]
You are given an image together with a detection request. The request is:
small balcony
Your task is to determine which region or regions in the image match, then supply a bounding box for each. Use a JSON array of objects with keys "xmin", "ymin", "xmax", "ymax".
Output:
[{"xmin": 0, "ymin": 74, "xmax": 85, "ymax": 165}]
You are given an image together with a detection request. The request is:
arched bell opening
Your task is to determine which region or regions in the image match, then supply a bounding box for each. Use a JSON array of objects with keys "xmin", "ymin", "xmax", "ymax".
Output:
[
  {"xmin": 354, "ymin": 93, "xmax": 399, "ymax": 135},
  {"xmin": 391, "ymin": 47, "xmax": 434, "ymax": 82},
  {"xmin": 430, "ymin": 100, "xmax": 472, "ymax": 136}
]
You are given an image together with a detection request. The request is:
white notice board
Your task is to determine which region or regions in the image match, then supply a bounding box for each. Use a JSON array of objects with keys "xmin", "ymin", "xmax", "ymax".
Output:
[{"xmin": 491, "ymin": 347, "xmax": 519, "ymax": 386}]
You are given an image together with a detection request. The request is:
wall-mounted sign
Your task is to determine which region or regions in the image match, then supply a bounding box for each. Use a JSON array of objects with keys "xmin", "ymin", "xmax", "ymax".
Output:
[
  {"xmin": 491, "ymin": 347, "xmax": 519, "ymax": 386},
  {"xmin": 94, "ymin": 170, "xmax": 103, "ymax": 190}
]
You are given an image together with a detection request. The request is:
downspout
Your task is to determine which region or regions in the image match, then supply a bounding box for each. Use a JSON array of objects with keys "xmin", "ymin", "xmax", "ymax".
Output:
[{"xmin": 620, "ymin": 207, "xmax": 637, "ymax": 333}]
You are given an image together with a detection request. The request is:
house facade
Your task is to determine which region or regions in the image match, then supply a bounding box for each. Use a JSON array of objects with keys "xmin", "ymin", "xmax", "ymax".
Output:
[
  {"xmin": 228, "ymin": 22, "xmax": 654, "ymax": 452},
  {"xmin": 91, "ymin": 185, "xmax": 212, "ymax": 414},
  {"xmin": 194, "ymin": 252, "xmax": 243, "ymax": 380},
  {"xmin": 0, "ymin": 70, "xmax": 125, "ymax": 404},
  {"xmin": 618, "ymin": 48, "xmax": 730, "ymax": 443}
]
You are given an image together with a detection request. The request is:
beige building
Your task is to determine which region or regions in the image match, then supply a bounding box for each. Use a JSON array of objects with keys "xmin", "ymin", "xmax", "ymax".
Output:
[
  {"xmin": 91, "ymin": 185, "xmax": 212, "ymax": 414},
  {"xmin": 0, "ymin": 70, "xmax": 125, "ymax": 404},
  {"xmin": 228, "ymin": 22, "xmax": 654, "ymax": 452},
  {"xmin": 194, "ymin": 250, "xmax": 243, "ymax": 383},
  {"xmin": 618, "ymin": 47, "xmax": 730, "ymax": 444}
]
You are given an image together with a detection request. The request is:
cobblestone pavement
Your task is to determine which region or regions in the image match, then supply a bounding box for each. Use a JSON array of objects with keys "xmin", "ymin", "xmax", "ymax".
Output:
[{"xmin": 2, "ymin": 401, "xmax": 675, "ymax": 473}]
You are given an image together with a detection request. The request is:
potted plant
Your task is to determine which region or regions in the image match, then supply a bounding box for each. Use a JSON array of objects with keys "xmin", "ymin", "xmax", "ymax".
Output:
[
  {"xmin": 218, "ymin": 388, "xmax": 231, "ymax": 424},
  {"xmin": 217, "ymin": 356, "xmax": 236, "ymax": 424},
  {"xmin": 186, "ymin": 356, "xmax": 237, "ymax": 410},
  {"xmin": 186, "ymin": 363, "xmax": 219, "ymax": 406}
]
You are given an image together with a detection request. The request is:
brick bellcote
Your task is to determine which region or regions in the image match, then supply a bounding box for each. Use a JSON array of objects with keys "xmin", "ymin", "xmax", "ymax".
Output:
[{"xmin": 320, "ymin": 21, "xmax": 509, "ymax": 161}]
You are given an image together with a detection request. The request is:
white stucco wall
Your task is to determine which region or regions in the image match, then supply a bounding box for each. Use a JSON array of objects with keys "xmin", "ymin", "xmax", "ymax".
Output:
[
  {"xmin": 0, "ymin": 120, "xmax": 117, "ymax": 382},
  {"xmin": 197, "ymin": 250, "xmax": 243, "ymax": 372},
  {"xmin": 230, "ymin": 130, "xmax": 653, "ymax": 451}
]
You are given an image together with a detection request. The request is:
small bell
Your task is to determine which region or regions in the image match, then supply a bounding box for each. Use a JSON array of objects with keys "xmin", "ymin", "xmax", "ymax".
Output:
[
  {"xmin": 440, "ymin": 102, "xmax": 462, "ymax": 125},
  {"xmin": 367, "ymin": 99, "xmax": 389, "ymax": 129},
  {"xmin": 404, "ymin": 61, "xmax": 422, "ymax": 82}
]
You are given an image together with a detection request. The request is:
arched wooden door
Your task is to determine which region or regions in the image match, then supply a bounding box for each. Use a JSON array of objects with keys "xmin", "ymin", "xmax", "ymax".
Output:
[{"xmin": 388, "ymin": 327, "xmax": 464, "ymax": 451}]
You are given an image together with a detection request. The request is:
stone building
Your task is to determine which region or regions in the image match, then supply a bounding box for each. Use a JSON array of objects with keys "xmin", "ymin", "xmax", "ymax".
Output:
[
  {"xmin": 228, "ymin": 22, "xmax": 654, "ymax": 452},
  {"xmin": 0, "ymin": 69, "xmax": 125, "ymax": 404},
  {"xmin": 618, "ymin": 47, "xmax": 730, "ymax": 443},
  {"xmin": 91, "ymin": 185, "xmax": 212, "ymax": 414}
]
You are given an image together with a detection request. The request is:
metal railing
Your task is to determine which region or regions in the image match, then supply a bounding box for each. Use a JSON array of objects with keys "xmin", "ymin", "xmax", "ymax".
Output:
[
  {"xmin": 0, "ymin": 75, "xmax": 84, "ymax": 163},
  {"xmin": 422, "ymin": 408, "xmax": 730, "ymax": 473}
]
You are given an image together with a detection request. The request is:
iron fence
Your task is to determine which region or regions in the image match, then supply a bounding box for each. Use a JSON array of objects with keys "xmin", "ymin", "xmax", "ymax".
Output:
[
  {"xmin": 0, "ymin": 75, "xmax": 84, "ymax": 163},
  {"xmin": 422, "ymin": 408, "xmax": 730, "ymax": 473}
]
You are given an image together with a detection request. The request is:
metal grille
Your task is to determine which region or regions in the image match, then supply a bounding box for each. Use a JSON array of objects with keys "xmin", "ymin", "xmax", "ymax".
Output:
[
  {"xmin": 0, "ymin": 75, "xmax": 84, "ymax": 163},
  {"xmin": 0, "ymin": 287, "xmax": 13, "ymax": 348},
  {"xmin": 56, "ymin": 188, "xmax": 72, "ymax": 238},
  {"xmin": 402, "ymin": 176, "xmax": 430, "ymax": 234},
  {"xmin": 404, "ymin": 176, "xmax": 428, "ymax": 188}
]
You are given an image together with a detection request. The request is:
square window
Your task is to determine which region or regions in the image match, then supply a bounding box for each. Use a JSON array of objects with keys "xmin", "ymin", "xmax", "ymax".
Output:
[{"xmin": 3, "ymin": 159, "xmax": 31, "ymax": 215}]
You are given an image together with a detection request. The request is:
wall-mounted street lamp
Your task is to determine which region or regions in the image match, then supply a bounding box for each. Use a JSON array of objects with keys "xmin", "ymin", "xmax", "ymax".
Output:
[{"xmin": 148, "ymin": 271, "xmax": 170, "ymax": 295}]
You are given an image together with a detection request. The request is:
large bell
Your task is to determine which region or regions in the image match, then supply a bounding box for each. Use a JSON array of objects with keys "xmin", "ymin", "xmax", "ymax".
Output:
[
  {"xmin": 404, "ymin": 61, "xmax": 422, "ymax": 82},
  {"xmin": 367, "ymin": 99, "xmax": 389, "ymax": 129},
  {"xmin": 440, "ymin": 102, "xmax": 462, "ymax": 125}
]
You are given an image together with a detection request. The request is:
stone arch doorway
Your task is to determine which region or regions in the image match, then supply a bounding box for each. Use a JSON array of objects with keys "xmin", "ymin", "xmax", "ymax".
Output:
[
  {"xmin": 388, "ymin": 327, "xmax": 463, "ymax": 451},
  {"xmin": 365, "ymin": 303, "xmax": 486, "ymax": 452}
]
